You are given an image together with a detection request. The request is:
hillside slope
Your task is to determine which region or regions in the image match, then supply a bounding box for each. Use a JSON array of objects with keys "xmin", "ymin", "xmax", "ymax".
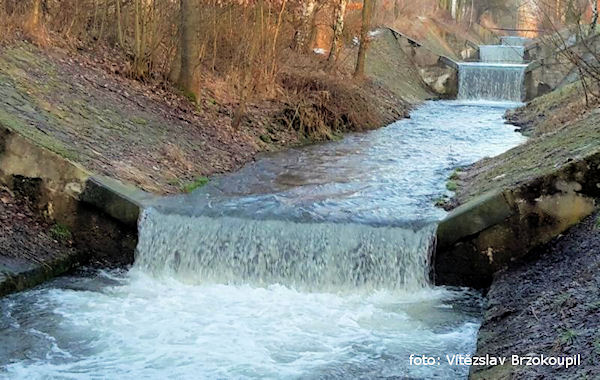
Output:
[{"xmin": 0, "ymin": 31, "xmax": 431, "ymax": 194}]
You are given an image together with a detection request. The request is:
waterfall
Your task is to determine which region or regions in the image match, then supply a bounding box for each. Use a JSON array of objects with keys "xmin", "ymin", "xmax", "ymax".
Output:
[
  {"xmin": 479, "ymin": 45, "xmax": 525, "ymax": 63},
  {"xmin": 457, "ymin": 63, "xmax": 527, "ymax": 102},
  {"xmin": 135, "ymin": 208, "xmax": 437, "ymax": 291},
  {"xmin": 458, "ymin": 36, "xmax": 529, "ymax": 102}
]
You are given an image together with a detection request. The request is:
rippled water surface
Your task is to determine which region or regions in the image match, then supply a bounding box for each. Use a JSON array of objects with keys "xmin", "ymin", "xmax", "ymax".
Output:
[
  {"xmin": 1, "ymin": 101, "xmax": 525, "ymax": 379},
  {"xmin": 155, "ymin": 100, "xmax": 525, "ymax": 227}
]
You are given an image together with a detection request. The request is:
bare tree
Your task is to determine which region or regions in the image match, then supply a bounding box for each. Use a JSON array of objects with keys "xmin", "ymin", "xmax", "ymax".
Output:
[
  {"xmin": 328, "ymin": 0, "xmax": 348, "ymax": 64},
  {"xmin": 295, "ymin": 0, "xmax": 316, "ymax": 51},
  {"xmin": 178, "ymin": 0, "xmax": 199, "ymax": 96},
  {"xmin": 354, "ymin": 0, "xmax": 375, "ymax": 78}
]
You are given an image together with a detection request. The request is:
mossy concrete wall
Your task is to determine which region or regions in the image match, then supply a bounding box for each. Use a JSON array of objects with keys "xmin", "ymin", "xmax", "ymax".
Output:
[
  {"xmin": 435, "ymin": 151, "xmax": 600, "ymax": 288},
  {"xmin": 0, "ymin": 123, "xmax": 149, "ymax": 293}
]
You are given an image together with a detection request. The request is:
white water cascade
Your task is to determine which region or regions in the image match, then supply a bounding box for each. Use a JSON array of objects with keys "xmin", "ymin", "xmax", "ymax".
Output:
[
  {"xmin": 458, "ymin": 37, "xmax": 529, "ymax": 102},
  {"xmin": 136, "ymin": 210, "xmax": 436, "ymax": 290},
  {"xmin": 1, "ymin": 100, "xmax": 526, "ymax": 378}
]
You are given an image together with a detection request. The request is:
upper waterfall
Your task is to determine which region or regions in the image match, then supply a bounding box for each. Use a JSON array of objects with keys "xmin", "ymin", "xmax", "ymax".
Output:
[
  {"xmin": 457, "ymin": 36, "xmax": 529, "ymax": 102},
  {"xmin": 457, "ymin": 63, "xmax": 527, "ymax": 102}
]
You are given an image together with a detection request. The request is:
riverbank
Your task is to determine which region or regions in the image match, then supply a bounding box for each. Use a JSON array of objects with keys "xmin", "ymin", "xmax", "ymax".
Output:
[
  {"xmin": 451, "ymin": 82, "xmax": 600, "ymax": 206},
  {"xmin": 470, "ymin": 211, "xmax": 600, "ymax": 379},
  {"xmin": 0, "ymin": 31, "xmax": 430, "ymax": 195},
  {"xmin": 443, "ymin": 82, "xmax": 600, "ymax": 378}
]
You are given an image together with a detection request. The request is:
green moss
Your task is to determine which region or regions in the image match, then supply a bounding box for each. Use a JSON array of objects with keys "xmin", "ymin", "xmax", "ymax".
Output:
[
  {"xmin": 131, "ymin": 116, "xmax": 148, "ymax": 125},
  {"xmin": 181, "ymin": 89, "xmax": 197, "ymax": 103},
  {"xmin": 553, "ymin": 292, "xmax": 571, "ymax": 310},
  {"xmin": 449, "ymin": 168, "xmax": 462, "ymax": 180},
  {"xmin": 558, "ymin": 328, "xmax": 578, "ymax": 345},
  {"xmin": 446, "ymin": 180, "xmax": 458, "ymax": 192},
  {"xmin": 434, "ymin": 196, "xmax": 449, "ymax": 207},
  {"xmin": 50, "ymin": 223, "xmax": 72, "ymax": 243},
  {"xmin": 0, "ymin": 108, "xmax": 79, "ymax": 161},
  {"xmin": 259, "ymin": 134, "xmax": 272, "ymax": 143},
  {"xmin": 181, "ymin": 176, "xmax": 209, "ymax": 193}
]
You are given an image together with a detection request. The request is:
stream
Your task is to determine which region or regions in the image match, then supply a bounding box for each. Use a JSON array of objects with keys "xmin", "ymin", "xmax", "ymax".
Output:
[{"xmin": 1, "ymin": 100, "xmax": 525, "ymax": 379}]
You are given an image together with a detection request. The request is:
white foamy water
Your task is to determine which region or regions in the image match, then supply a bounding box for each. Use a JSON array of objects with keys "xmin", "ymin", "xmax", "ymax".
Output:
[
  {"xmin": 458, "ymin": 63, "xmax": 528, "ymax": 102},
  {"xmin": 0, "ymin": 101, "xmax": 525, "ymax": 379},
  {"xmin": 1, "ymin": 271, "xmax": 482, "ymax": 379}
]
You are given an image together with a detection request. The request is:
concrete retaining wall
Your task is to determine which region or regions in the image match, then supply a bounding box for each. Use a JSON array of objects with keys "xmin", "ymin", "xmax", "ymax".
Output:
[
  {"xmin": 388, "ymin": 28, "xmax": 459, "ymax": 98},
  {"xmin": 435, "ymin": 151, "xmax": 600, "ymax": 288},
  {"xmin": 0, "ymin": 123, "xmax": 150, "ymax": 295}
]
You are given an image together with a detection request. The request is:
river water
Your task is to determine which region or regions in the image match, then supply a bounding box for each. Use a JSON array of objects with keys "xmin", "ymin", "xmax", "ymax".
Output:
[{"xmin": 1, "ymin": 100, "xmax": 525, "ymax": 379}]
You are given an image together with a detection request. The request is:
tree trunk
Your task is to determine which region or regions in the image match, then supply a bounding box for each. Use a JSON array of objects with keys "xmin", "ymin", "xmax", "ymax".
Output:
[
  {"xmin": 294, "ymin": 0, "xmax": 316, "ymax": 51},
  {"xmin": 30, "ymin": 0, "xmax": 41, "ymax": 28},
  {"xmin": 270, "ymin": 0, "xmax": 287, "ymax": 77},
  {"xmin": 451, "ymin": 0, "xmax": 457, "ymax": 19},
  {"xmin": 133, "ymin": 0, "xmax": 142, "ymax": 76},
  {"xmin": 354, "ymin": 0, "xmax": 374, "ymax": 79},
  {"xmin": 328, "ymin": 0, "xmax": 348, "ymax": 64},
  {"xmin": 177, "ymin": 0, "xmax": 199, "ymax": 96},
  {"xmin": 116, "ymin": 0, "xmax": 125, "ymax": 48}
]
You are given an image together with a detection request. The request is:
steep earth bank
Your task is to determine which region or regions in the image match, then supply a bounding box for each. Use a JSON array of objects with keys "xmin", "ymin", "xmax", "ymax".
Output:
[
  {"xmin": 451, "ymin": 82, "xmax": 600, "ymax": 207},
  {"xmin": 470, "ymin": 212, "xmax": 600, "ymax": 379},
  {"xmin": 434, "ymin": 81, "xmax": 600, "ymax": 288}
]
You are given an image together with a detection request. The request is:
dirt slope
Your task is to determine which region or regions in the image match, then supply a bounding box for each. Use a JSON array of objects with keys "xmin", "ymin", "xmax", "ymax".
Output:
[
  {"xmin": 471, "ymin": 212, "xmax": 600, "ymax": 379},
  {"xmin": 0, "ymin": 33, "xmax": 430, "ymax": 194}
]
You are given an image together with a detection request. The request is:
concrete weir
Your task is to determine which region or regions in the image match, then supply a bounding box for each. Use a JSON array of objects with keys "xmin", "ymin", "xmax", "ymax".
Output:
[
  {"xmin": 434, "ymin": 151, "xmax": 600, "ymax": 288},
  {"xmin": 0, "ymin": 124, "xmax": 149, "ymax": 296}
]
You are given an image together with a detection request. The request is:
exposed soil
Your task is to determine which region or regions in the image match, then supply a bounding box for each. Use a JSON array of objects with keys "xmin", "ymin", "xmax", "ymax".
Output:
[
  {"xmin": 0, "ymin": 188, "xmax": 75, "ymax": 261},
  {"xmin": 471, "ymin": 211, "xmax": 600, "ymax": 379},
  {"xmin": 0, "ymin": 188, "xmax": 78, "ymax": 296}
]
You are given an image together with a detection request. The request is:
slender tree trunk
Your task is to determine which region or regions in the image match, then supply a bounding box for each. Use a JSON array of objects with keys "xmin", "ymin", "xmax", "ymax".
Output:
[
  {"xmin": 30, "ymin": 0, "xmax": 41, "ymax": 28},
  {"xmin": 354, "ymin": 0, "xmax": 374, "ymax": 78},
  {"xmin": 294, "ymin": 0, "xmax": 316, "ymax": 51},
  {"xmin": 212, "ymin": 0, "xmax": 218, "ymax": 71},
  {"xmin": 270, "ymin": 0, "xmax": 287, "ymax": 77},
  {"xmin": 451, "ymin": 0, "xmax": 457, "ymax": 19},
  {"xmin": 116, "ymin": 0, "xmax": 125, "ymax": 48},
  {"xmin": 178, "ymin": 0, "xmax": 199, "ymax": 96},
  {"xmin": 134, "ymin": 0, "xmax": 142, "ymax": 76},
  {"xmin": 328, "ymin": 0, "xmax": 348, "ymax": 64}
]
